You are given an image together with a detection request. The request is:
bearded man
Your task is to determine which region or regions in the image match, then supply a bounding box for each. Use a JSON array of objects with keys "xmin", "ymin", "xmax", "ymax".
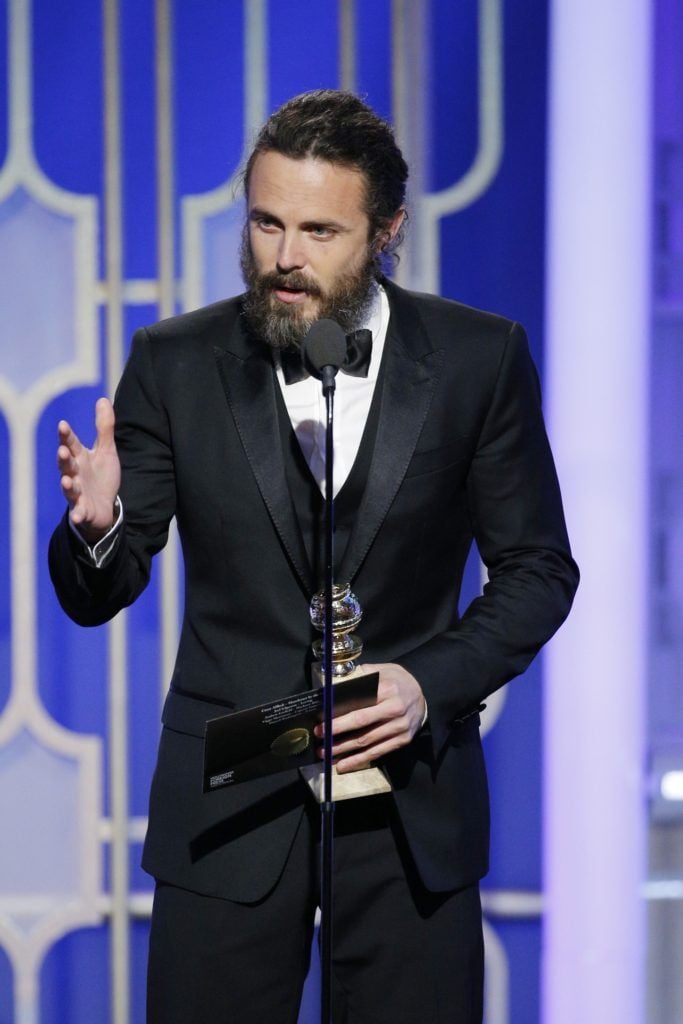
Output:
[{"xmin": 49, "ymin": 90, "xmax": 578, "ymax": 1024}]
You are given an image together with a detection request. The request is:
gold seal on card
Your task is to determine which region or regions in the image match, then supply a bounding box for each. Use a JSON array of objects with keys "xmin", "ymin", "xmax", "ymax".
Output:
[{"xmin": 270, "ymin": 727, "xmax": 311, "ymax": 757}]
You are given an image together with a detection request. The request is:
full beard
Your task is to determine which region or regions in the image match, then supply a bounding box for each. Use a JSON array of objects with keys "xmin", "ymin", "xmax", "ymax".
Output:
[{"xmin": 240, "ymin": 231, "xmax": 378, "ymax": 350}]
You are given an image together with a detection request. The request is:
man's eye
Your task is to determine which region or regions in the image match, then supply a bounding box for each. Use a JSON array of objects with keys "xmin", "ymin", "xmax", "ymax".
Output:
[
  {"xmin": 255, "ymin": 217, "xmax": 278, "ymax": 232},
  {"xmin": 310, "ymin": 226, "xmax": 333, "ymax": 238}
]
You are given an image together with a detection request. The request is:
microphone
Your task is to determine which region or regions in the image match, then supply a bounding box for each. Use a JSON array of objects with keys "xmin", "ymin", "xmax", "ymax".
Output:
[{"xmin": 302, "ymin": 319, "xmax": 347, "ymax": 394}]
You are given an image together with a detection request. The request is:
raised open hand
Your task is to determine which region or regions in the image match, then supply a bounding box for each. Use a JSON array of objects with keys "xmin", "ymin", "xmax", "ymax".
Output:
[{"xmin": 57, "ymin": 397, "xmax": 121, "ymax": 544}]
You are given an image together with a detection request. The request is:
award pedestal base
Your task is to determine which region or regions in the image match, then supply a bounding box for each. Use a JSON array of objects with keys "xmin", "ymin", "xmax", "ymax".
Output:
[
  {"xmin": 299, "ymin": 761, "xmax": 392, "ymax": 802},
  {"xmin": 300, "ymin": 661, "xmax": 393, "ymax": 802}
]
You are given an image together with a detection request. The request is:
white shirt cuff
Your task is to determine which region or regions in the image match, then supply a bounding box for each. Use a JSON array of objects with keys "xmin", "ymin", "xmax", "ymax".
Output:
[{"xmin": 68, "ymin": 496, "xmax": 123, "ymax": 568}]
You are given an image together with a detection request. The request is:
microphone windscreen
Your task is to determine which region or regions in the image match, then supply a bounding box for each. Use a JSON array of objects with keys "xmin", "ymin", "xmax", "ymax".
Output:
[{"xmin": 302, "ymin": 319, "xmax": 347, "ymax": 379}]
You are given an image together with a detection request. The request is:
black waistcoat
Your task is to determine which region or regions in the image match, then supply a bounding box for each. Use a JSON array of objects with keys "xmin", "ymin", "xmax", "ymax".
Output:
[{"xmin": 274, "ymin": 366, "xmax": 385, "ymax": 591}]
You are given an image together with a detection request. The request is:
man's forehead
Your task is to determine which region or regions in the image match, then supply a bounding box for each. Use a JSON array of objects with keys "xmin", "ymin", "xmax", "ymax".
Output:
[{"xmin": 247, "ymin": 151, "xmax": 368, "ymax": 218}]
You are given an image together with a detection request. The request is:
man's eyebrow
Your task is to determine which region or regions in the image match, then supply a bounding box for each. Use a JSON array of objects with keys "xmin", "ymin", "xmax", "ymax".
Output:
[
  {"xmin": 300, "ymin": 219, "xmax": 349, "ymax": 233},
  {"xmin": 249, "ymin": 207, "xmax": 283, "ymax": 226}
]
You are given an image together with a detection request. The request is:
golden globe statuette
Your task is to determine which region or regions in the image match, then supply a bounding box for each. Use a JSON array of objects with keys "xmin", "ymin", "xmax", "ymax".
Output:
[{"xmin": 299, "ymin": 583, "xmax": 392, "ymax": 801}]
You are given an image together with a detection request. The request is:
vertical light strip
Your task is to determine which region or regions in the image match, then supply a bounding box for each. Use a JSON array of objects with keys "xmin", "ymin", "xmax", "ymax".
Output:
[
  {"xmin": 244, "ymin": 0, "xmax": 268, "ymax": 143},
  {"xmin": 390, "ymin": 0, "xmax": 429, "ymax": 290},
  {"xmin": 6, "ymin": 0, "xmax": 37, "ymax": 718},
  {"xmin": 103, "ymin": 1, "xmax": 130, "ymax": 1021},
  {"xmin": 155, "ymin": 0, "xmax": 180, "ymax": 704},
  {"xmin": 338, "ymin": 0, "xmax": 356, "ymax": 92},
  {"xmin": 543, "ymin": 2, "xmax": 651, "ymax": 1023},
  {"xmin": 390, "ymin": 0, "xmax": 408, "ymax": 164},
  {"xmin": 156, "ymin": 0, "xmax": 174, "ymax": 318}
]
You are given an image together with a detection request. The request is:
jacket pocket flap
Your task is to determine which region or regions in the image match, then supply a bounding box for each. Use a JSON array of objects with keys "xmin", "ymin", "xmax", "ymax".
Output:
[{"xmin": 161, "ymin": 687, "xmax": 236, "ymax": 738}]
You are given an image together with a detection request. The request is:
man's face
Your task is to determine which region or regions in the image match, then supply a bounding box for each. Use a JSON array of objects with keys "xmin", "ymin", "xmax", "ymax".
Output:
[{"xmin": 241, "ymin": 151, "xmax": 378, "ymax": 348}]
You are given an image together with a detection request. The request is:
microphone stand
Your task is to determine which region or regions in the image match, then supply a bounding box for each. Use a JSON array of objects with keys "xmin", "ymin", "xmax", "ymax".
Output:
[
  {"xmin": 320, "ymin": 371, "xmax": 335, "ymax": 1024},
  {"xmin": 301, "ymin": 323, "xmax": 346, "ymax": 1024}
]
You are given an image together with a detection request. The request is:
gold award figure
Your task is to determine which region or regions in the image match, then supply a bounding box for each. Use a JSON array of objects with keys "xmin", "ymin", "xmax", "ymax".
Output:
[{"xmin": 299, "ymin": 583, "xmax": 392, "ymax": 801}]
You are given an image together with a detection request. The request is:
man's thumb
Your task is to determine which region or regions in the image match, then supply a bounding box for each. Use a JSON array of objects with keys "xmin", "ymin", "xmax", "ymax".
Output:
[{"xmin": 94, "ymin": 397, "xmax": 116, "ymax": 448}]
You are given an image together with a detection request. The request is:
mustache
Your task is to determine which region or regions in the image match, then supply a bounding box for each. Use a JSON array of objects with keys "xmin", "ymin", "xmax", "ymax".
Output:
[{"xmin": 257, "ymin": 270, "xmax": 323, "ymax": 298}]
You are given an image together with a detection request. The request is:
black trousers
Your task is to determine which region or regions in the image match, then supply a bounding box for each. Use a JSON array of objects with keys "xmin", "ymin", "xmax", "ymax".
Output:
[{"xmin": 147, "ymin": 796, "xmax": 484, "ymax": 1024}]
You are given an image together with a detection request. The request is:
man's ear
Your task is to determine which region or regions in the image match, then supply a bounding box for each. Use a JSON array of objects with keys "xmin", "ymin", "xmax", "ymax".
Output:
[
  {"xmin": 374, "ymin": 208, "xmax": 406, "ymax": 255},
  {"xmin": 387, "ymin": 208, "xmax": 406, "ymax": 243}
]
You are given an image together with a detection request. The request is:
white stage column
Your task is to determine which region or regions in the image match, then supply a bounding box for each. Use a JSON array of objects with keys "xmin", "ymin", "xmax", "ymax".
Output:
[{"xmin": 543, "ymin": 2, "xmax": 652, "ymax": 1023}]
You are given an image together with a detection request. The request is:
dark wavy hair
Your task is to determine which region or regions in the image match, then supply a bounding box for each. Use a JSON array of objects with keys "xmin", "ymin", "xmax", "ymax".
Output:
[{"xmin": 244, "ymin": 90, "xmax": 408, "ymax": 265}]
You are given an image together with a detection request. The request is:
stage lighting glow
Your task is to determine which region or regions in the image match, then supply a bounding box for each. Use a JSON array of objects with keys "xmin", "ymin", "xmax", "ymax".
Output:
[
  {"xmin": 661, "ymin": 771, "xmax": 683, "ymax": 801},
  {"xmin": 543, "ymin": 1, "xmax": 651, "ymax": 1022}
]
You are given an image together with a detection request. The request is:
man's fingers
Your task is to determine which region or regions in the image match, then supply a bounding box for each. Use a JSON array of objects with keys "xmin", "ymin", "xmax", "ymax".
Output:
[
  {"xmin": 94, "ymin": 397, "xmax": 116, "ymax": 449},
  {"xmin": 58, "ymin": 398, "xmax": 114, "ymax": 456},
  {"xmin": 57, "ymin": 445, "xmax": 73, "ymax": 473},
  {"xmin": 318, "ymin": 696, "xmax": 403, "ymax": 738},
  {"xmin": 57, "ymin": 419, "xmax": 83, "ymax": 456},
  {"xmin": 320, "ymin": 717, "xmax": 407, "ymax": 758},
  {"xmin": 335, "ymin": 737, "xmax": 406, "ymax": 773},
  {"xmin": 62, "ymin": 475, "xmax": 85, "ymax": 502},
  {"xmin": 321, "ymin": 703, "xmax": 386, "ymax": 737},
  {"xmin": 61, "ymin": 474, "xmax": 83, "ymax": 515}
]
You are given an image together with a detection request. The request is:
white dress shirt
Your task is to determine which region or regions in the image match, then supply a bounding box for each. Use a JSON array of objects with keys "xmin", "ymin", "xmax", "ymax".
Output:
[{"xmin": 273, "ymin": 284, "xmax": 389, "ymax": 497}]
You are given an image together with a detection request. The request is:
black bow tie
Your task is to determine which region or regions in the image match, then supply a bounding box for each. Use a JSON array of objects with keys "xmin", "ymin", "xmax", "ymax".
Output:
[{"xmin": 280, "ymin": 329, "xmax": 373, "ymax": 385}]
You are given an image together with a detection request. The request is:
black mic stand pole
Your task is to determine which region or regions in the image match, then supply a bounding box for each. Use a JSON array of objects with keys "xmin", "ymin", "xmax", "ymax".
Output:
[{"xmin": 320, "ymin": 369, "xmax": 335, "ymax": 1024}]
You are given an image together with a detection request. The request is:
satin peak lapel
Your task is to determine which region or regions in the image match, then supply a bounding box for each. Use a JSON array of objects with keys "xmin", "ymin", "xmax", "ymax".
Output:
[
  {"xmin": 213, "ymin": 328, "xmax": 314, "ymax": 595},
  {"xmin": 337, "ymin": 287, "xmax": 444, "ymax": 585}
]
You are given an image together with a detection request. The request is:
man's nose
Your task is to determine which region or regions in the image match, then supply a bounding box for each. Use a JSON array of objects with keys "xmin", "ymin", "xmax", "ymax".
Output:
[{"xmin": 276, "ymin": 232, "xmax": 306, "ymax": 273}]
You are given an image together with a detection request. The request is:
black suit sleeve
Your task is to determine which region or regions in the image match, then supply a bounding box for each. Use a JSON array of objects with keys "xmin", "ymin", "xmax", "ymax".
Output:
[
  {"xmin": 396, "ymin": 323, "xmax": 579, "ymax": 753},
  {"xmin": 49, "ymin": 328, "xmax": 176, "ymax": 626}
]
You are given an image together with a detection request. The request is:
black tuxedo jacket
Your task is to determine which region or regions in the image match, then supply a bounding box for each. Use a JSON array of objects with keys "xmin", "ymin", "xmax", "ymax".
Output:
[{"xmin": 49, "ymin": 279, "xmax": 578, "ymax": 902}]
